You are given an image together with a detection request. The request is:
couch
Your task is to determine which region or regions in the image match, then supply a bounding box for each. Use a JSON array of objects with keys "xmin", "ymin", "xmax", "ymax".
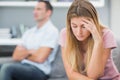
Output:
[
  {"xmin": 0, "ymin": 37, "xmax": 120, "ymax": 80},
  {"xmin": 112, "ymin": 37, "xmax": 120, "ymax": 72}
]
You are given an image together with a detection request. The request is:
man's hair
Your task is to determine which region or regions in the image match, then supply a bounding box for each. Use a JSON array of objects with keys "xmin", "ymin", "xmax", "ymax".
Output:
[{"xmin": 38, "ymin": 0, "xmax": 53, "ymax": 12}]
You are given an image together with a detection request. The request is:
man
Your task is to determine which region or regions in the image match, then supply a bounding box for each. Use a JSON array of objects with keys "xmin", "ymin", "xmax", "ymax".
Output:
[{"xmin": 0, "ymin": 0, "xmax": 59, "ymax": 80}]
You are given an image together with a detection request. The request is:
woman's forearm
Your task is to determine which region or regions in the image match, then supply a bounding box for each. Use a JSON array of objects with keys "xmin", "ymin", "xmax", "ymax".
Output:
[
  {"xmin": 68, "ymin": 70, "xmax": 94, "ymax": 80},
  {"xmin": 87, "ymin": 41, "xmax": 104, "ymax": 79}
]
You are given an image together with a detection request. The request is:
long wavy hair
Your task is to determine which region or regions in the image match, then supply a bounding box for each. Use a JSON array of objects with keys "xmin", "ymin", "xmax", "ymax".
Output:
[{"xmin": 65, "ymin": 0, "xmax": 103, "ymax": 74}]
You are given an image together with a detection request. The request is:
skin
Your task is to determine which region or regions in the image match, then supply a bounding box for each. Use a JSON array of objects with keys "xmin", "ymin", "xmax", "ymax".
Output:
[
  {"xmin": 71, "ymin": 17, "xmax": 91, "ymax": 42},
  {"xmin": 12, "ymin": 2, "xmax": 53, "ymax": 63},
  {"xmin": 61, "ymin": 17, "xmax": 111, "ymax": 80},
  {"xmin": 33, "ymin": 2, "xmax": 51, "ymax": 28}
]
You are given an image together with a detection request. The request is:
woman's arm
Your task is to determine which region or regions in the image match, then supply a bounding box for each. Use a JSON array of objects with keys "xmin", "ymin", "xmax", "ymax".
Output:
[
  {"xmin": 61, "ymin": 47, "xmax": 94, "ymax": 80},
  {"xmin": 87, "ymin": 41, "xmax": 111, "ymax": 79},
  {"xmin": 82, "ymin": 19, "xmax": 111, "ymax": 79}
]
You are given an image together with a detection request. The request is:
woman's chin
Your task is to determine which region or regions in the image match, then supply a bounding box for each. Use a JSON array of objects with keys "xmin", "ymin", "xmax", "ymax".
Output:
[{"xmin": 77, "ymin": 38, "xmax": 85, "ymax": 41}]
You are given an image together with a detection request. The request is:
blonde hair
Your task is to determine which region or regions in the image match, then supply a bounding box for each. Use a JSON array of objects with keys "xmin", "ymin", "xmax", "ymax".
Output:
[{"xmin": 65, "ymin": 0, "xmax": 102, "ymax": 74}]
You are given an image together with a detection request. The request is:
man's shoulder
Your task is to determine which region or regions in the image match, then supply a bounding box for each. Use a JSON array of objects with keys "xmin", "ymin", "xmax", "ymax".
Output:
[
  {"xmin": 25, "ymin": 27, "xmax": 36, "ymax": 32},
  {"xmin": 46, "ymin": 22, "xmax": 59, "ymax": 33},
  {"xmin": 23, "ymin": 27, "xmax": 36, "ymax": 36},
  {"xmin": 48, "ymin": 26, "xmax": 59, "ymax": 35}
]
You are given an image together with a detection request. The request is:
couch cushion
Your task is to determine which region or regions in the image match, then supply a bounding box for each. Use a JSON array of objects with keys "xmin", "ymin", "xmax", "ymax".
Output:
[
  {"xmin": 50, "ymin": 46, "xmax": 67, "ymax": 78},
  {"xmin": 0, "ymin": 57, "xmax": 14, "ymax": 64},
  {"xmin": 112, "ymin": 37, "xmax": 120, "ymax": 72}
]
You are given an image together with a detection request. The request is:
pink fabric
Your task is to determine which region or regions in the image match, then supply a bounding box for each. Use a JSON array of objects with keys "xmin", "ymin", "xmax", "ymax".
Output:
[
  {"xmin": 59, "ymin": 28, "xmax": 120, "ymax": 80},
  {"xmin": 59, "ymin": 28, "xmax": 67, "ymax": 47}
]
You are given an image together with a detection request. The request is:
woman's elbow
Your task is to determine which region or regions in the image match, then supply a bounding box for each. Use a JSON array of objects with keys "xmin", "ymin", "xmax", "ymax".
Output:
[
  {"xmin": 66, "ymin": 71, "xmax": 83, "ymax": 80},
  {"xmin": 67, "ymin": 74, "xmax": 74, "ymax": 80}
]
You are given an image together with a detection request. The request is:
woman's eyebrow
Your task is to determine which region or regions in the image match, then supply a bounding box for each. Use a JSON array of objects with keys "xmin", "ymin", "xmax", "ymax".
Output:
[{"xmin": 71, "ymin": 23, "xmax": 77, "ymax": 25}]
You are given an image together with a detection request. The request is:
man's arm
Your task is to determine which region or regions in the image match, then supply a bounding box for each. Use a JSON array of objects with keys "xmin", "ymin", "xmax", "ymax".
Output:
[
  {"xmin": 12, "ymin": 45, "xmax": 52, "ymax": 63},
  {"xmin": 12, "ymin": 45, "xmax": 30, "ymax": 61},
  {"xmin": 26, "ymin": 47, "xmax": 52, "ymax": 63}
]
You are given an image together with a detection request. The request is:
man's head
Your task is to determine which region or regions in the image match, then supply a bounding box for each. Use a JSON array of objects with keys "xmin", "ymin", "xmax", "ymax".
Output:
[{"xmin": 33, "ymin": 0, "xmax": 53, "ymax": 22}]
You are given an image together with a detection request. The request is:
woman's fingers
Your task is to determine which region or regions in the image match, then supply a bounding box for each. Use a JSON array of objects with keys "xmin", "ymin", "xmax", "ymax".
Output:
[
  {"xmin": 82, "ymin": 18, "xmax": 93, "ymax": 25},
  {"xmin": 81, "ymin": 18, "xmax": 101, "ymax": 41},
  {"xmin": 82, "ymin": 19, "xmax": 95, "ymax": 33}
]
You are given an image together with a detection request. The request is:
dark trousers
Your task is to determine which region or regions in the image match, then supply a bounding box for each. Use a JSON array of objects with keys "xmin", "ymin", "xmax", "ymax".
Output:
[{"xmin": 0, "ymin": 62, "xmax": 49, "ymax": 80}]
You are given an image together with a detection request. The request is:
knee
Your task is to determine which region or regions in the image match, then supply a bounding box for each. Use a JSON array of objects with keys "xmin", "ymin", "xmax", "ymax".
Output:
[{"xmin": 1, "ymin": 63, "xmax": 15, "ymax": 73}]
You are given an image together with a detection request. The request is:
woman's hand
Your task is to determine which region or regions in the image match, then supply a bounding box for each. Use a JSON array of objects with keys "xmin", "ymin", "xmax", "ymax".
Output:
[{"xmin": 82, "ymin": 18, "xmax": 102, "ymax": 43}]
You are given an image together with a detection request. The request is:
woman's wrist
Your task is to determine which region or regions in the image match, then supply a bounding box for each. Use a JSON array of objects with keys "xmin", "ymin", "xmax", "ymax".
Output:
[{"xmin": 94, "ymin": 39, "xmax": 103, "ymax": 45}]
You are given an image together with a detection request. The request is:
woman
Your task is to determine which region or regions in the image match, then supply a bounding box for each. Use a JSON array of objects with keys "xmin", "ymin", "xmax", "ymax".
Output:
[{"xmin": 59, "ymin": 0, "xmax": 120, "ymax": 80}]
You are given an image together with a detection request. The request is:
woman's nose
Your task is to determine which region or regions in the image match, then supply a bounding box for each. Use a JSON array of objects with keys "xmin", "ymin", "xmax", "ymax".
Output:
[{"xmin": 77, "ymin": 27, "xmax": 82, "ymax": 35}]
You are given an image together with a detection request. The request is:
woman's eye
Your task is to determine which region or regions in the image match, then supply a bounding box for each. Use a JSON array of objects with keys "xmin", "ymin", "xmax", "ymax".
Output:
[
  {"xmin": 72, "ymin": 26, "xmax": 77, "ymax": 28},
  {"xmin": 82, "ymin": 26, "xmax": 85, "ymax": 28}
]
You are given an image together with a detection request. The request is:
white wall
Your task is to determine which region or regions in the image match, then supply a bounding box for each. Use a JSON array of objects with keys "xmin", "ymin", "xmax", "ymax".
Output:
[{"xmin": 111, "ymin": 0, "xmax": 120, "ymax": 37}]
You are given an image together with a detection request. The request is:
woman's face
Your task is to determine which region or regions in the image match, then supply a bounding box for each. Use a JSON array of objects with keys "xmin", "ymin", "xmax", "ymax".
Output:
[{"xmin": 71, "ymin": 17, "xmax": 91, "ymax": 42}]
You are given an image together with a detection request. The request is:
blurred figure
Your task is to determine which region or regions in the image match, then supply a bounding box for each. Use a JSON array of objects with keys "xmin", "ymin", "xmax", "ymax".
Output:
[{"xmin": 0, "ymin": 0, "xmax": 59, "ymax": 80}]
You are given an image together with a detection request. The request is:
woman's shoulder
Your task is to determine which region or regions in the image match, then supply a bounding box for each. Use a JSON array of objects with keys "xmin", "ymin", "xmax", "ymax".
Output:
[
  {"xmin": 60, "ymin": 28, "xmax": 67, "ymax": 37},
  {"xmin": 60, "ymin": 28, "xmax": 67, "ymax": 33},
  {"xmin": 102, "ymin": 27, "xmax": 114, "ymax": 37},
  {"xmin": 59, "ymin": 28, "xmax": 67, "ymax": 47},
  {"xmin": 102, "ymin": 27, "xmax": 117, "ymax": 48}
]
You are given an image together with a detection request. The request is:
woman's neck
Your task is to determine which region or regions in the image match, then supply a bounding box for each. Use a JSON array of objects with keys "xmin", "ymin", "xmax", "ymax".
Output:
[{"xmin": 79, "ymin": 41, "xmax": 88, "ymax": 54}]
